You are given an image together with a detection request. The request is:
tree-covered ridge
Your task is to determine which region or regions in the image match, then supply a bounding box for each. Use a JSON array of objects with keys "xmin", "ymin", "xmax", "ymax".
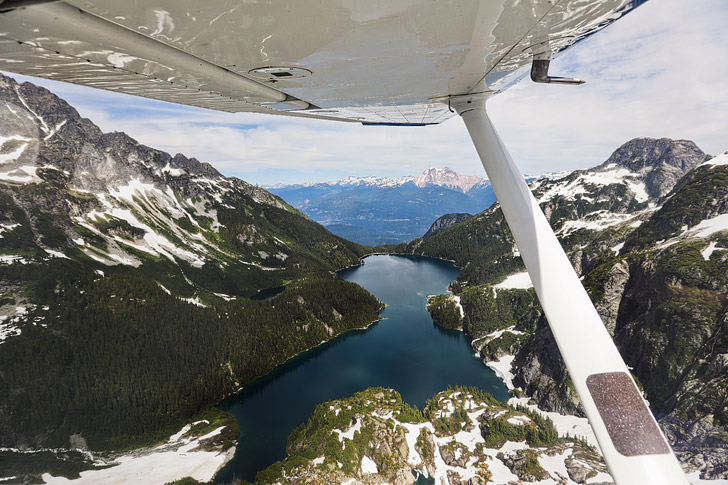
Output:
[
  {"xmin": 387, "ymin": 138, "xmax": 708, "ymax": 288},
  {"xmin": 0, "ymin": 259, "xmax": 382, "ymax": 452},
  {"xmin": 426, "ymin": 294, "xmax": 462, "ymax": 330},
  {"xmin": 252, "ymin": 386, "xmax": 604, "ymax": 484},
  {"xmin": 406, "ymin": 204, "xmax": 522, "ymax": 287},
  {"xmin": 0, "ymin": 161, "xmax": 369, "ymax": 301}
]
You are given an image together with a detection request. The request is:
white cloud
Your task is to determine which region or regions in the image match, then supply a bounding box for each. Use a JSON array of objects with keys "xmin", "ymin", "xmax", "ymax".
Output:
[
  {"xmin": 488, "ymin": 0, "xmax": 728, "ymax": 174},
  {"xmin": 5, "ymin": 0, "xmax": 727, "ymax": 185}
]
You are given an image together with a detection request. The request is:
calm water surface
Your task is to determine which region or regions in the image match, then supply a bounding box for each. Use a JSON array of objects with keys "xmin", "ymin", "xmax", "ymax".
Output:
[{"xmin": 216, "ymin": 254, "xmax": 508, "ymax": 482}]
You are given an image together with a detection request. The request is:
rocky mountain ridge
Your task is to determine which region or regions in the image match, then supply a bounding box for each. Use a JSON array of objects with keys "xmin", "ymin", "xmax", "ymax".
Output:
[
  {"xmin": 596, "ymin": 137, "xmax": 709, "ymax": 198},
  {"xmin": 412, "ymin": 167, "xmax": 487, "ymax": 193},
  {"xmin": 267, "ymin": 166, "xmax": 489, "ymax": 193},
  {"xmin": 254, "ymin": 387, "xmax": 608, "ymax": 485},
  {"xmin": 0, "ymin": 73, "xmax": 368, "ymax": 301},
  {"xmin": 405, "ymin": 138, "xmax": 727, "ymax": 479}
]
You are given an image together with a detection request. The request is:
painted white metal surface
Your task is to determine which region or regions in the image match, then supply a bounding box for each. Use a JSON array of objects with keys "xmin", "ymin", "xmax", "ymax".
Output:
[
  {"xmin": 452, "ymin": 94, "xmax": 689, "ymax": 485},
  {"xmin": 0, "ymin": 0, "xmax": 640, "ymax": 123}
]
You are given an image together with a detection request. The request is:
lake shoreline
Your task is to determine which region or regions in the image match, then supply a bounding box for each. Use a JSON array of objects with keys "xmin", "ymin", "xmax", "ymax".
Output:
[
  {"xmin": 217, "ymin": 253, "xmax": 509, "ymax": 482},
  {"xmin": 358, "ymin": 251, "xmax": 461, "ymax": 268}
]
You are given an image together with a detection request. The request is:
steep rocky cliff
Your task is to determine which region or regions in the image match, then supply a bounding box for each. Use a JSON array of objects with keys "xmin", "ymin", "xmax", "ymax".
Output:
[
  {"xmin": 596, "ymin": 137, "xmax": 709, "ymax": 198},
  {"xmin": 416, "ymin": 141, "xmax": 728, "ymax": 478},
  {"xmin": 423, "ymin": 212, "xmax": 472, "ymax": 239},
  {"xmin": 0, "ymin": 74, "xmax": 367, "ymax": 293}
]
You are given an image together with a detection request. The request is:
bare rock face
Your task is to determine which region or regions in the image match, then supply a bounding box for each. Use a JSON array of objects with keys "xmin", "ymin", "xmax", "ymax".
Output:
[
  {"xmin": 68, "ymin": 433, "xmax": 87, "ymax": 450},
  {"xmin": 415, "ymin": 427, "xmax": 437, "ymax": 478},
  {"xmin": 439, "ymin": 440, "xmax": 470, "ymax": 468},
  {"xmin": 565, "ymin": 457, "xmax": 597, "ymax": 483},
  {"xmin": 512, "ymin": 318, "xmax": 583, "ymax": 416},
  {"xmin": 423, "ymin": 213, "xmax": 472, "ymax": 239},
  {"xmin": 447, "ymin": 469, "xmax": 464, "ymax": 485},
  {"xmin": 593, "ymin": 260, "xmax": 631, "ymax": 336},
  {"xmin": 496, "ymin": 449, "xmax": 551, "ymax": 482},
  {"xmin": 598, "ymin": 137, "xmax": 709, "ymax": 198},
  {"xmin": 467, "ymin": 476, "xmax": 489, "ymax": 485}
]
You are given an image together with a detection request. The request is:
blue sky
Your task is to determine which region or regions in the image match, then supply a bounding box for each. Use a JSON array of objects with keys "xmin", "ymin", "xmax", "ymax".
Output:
[{"xmin": 8, "ymin": 0, "xmax": 728, "ymax": 185}]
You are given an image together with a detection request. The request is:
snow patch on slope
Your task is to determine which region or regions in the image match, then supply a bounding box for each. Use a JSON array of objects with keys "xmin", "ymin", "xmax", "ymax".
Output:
[
  {"xmin": 700, "ymin": 150, "xmax": 728, "ymax": 169},
  {"xmin": 41, "ymin": 421, "xmax": 232, "ymax": 485},
  {"xmin": 538, "ymin": 164, "xmax": 648, "ymax": 204},
  {"xmin": 558, "ymin": 210, "xmax": 637, "ymax": 235},
  {"xmin": 486, "ymin": 355, "xmax": 516, "ymax": 390},
  {"xmin": 0, "ymin": 134, "xmax": 31, "ymax": 164},
  {"xmin": 495, "ymin": 271, "xmax": 533, "ymax": 290},
  {"xmin": 658, "ymin": 214, "xmax": 728, "ymax": 250}
]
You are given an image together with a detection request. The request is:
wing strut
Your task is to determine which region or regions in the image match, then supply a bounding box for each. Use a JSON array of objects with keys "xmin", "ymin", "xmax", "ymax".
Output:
[{"xmin": 450, "ymin": 94, "xmax": 689, "ymax": 485}]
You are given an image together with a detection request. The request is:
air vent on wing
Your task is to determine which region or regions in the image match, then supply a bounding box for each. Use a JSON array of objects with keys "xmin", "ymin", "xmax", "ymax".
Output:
[{"xmin": 248, "ymin": 67, "xmax": 312, "ymax": 81}]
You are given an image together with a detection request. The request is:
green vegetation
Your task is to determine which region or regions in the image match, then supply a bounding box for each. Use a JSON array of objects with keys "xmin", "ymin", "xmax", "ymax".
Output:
[
  {"xmin": 279, "ymin": 388, "xmax": 413, "ymax": 479},
  {"xmin": 403, "ymin": 207, "xmax": 524, "ymax": 286},
  {"xmin": 423, "ymin": 386, "xmax": 500, "ymax": 439},
  {"xmin": 165, "ymin": 478, "xmax": 210, "ymax": 485},
  {"xmin": 0, "ymin": 259, "xmax": 381, "ymax": 451},
  {"xmin": 426, "ymin": 294, "xmax": 462, "ymax": 330},
  {"xmin": 0, "ymin": 148, "xmax": 390, "ymax": 455},
  {"xmin": 582, "ymin": 257, "xmax": 622, "ymax": 302},
  {"xmin": 256, "ymin": 386, "xmax": 567, "ymax": 484},
  {"xmin": 515, "ymin": 450, "xmax": 551, "ymax": 481},
  {"xmin": 415, "ymin": 428, "xmax": 434, "ymax": 461},
  {"xmin": 479, "ymin": 331, "xmax": 528, "ymax": 361},
  {"xmin": 614, "ymin": 238, "xmax": 728, "ymax": 415},
  {"xmin": 459, "ymin": 286, "xmax": 540, "ymax": 337},
  {"xmin": 183, "ymin": 408, "xmax": 238, "ymax": 451},
  {"xmin": 480, "ymin": 404, "xmax": 558, "ymax": 448},
  {"xmin": 0, "ymin": 449, "xmax": 103, "ymax": 482},
  {"xmin": 164, "ymin": 478, "xmax": 250, "ymax": 485}
]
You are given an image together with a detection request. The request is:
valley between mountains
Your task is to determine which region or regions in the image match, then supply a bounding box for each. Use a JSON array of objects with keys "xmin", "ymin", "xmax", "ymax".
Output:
[{"xmin": 0, "ymin": 73, "xmax": 726, "ymax": 485}]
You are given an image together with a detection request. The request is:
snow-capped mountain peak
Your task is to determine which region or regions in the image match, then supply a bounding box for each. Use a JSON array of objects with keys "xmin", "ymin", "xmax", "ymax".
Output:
[
  {"xmin": 337, "ymin": 175, "xmax": 401, "ymax": 187},
  {"xmin": 274, "ymin": 167, "xmax": 489, "ymax": 191},
  {"xmin": 411, "ymin": 166, "xmax": 486, "ymax": 192}
]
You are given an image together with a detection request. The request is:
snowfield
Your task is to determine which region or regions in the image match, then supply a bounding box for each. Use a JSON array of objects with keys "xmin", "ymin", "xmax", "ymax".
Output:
[
  {"xmin": 495, "ymin": 271, "xmax": 533, "ymax": 290},
  {"xmin": 41, "ymin": 422, "xmax": 234, "ymax": 485}
]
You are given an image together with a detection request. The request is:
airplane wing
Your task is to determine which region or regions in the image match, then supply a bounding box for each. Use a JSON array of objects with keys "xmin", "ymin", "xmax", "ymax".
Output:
[
  {"xmin": 0, "ymin": 0, "xmax": 640, "ymax": 124},
  {"xmin": 0, "ymin": 2, "xmax": 692, "ymax": 485}
]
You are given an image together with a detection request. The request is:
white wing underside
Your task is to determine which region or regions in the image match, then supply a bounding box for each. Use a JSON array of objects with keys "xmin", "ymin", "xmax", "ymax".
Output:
[{"xmin": 0, "ymin": 0, "xmax": 639, "ymax": 124}]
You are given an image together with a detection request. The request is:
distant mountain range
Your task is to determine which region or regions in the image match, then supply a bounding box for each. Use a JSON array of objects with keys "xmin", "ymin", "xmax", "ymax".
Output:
[{"xmin": 267, "ymin": 167, "xmax": 501, "ymax": 245}]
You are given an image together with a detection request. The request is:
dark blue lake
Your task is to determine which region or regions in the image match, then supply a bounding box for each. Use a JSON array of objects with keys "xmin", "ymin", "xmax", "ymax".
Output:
[{"xmin": 216, "ymin": 254, "xmax": 508, "ymax": 482}]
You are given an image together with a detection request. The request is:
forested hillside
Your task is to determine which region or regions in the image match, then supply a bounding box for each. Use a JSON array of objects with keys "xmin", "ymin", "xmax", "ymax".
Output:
[{"xmin": 0, "ymin": 74, "xmax": 382, "ymax": 457}]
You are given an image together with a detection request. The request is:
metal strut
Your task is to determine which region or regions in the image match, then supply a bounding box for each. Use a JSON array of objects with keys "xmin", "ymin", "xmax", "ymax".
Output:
[{"xmin": 450, "ymin": 94, "xmax": 688, "ymax": 485}]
